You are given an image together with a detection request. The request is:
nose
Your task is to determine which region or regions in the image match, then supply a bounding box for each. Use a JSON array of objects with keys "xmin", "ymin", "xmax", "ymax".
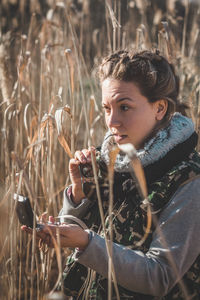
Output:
[{"xmin": 106, "ymin": 110, "xmax": 121, "ymax": 128}]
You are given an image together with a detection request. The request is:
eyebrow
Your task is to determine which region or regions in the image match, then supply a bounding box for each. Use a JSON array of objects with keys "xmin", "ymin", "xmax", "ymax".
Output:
[
  {"xmin": 102, "ymin": 97, "xmax": 134, "ymax": 106},
  {"xmin": 116, "ymin": 97, "xmax": 134, "ymax": 103}
]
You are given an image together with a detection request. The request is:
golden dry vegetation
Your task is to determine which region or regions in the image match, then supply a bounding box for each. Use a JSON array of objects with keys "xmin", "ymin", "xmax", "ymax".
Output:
[{"xmin": 0, "ymin": 0, "xmax": 200, "ymax": 299}]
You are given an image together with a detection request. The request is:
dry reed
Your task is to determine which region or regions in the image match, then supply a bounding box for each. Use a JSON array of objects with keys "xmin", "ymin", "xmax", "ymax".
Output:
[{"xmin": 0, "ymin": 0, "xmax": 200, "ymax": 299}]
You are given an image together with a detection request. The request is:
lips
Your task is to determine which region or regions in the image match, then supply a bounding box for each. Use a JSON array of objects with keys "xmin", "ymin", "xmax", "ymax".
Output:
[{"xmin": 113, "ymin": 134, "xmax": 128, "ymax": 143}]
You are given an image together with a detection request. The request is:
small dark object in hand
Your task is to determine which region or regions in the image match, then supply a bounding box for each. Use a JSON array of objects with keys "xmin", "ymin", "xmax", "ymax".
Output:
[
  {"xmin": 14, "ymin": 194, "xmax": 43, "ymax": 230},
  {"xmin": 79, "ymin": 163, "xmax": 94, "ymax": 178},
  {"xmin": 79, "ymin": 150, "xmax": 107, "ymax": 179}
]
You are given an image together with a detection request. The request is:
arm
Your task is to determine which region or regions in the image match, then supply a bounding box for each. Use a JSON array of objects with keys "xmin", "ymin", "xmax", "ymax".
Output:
[
  {"xmin": 74, "ymin": 177, "xmax": 200, "ymax": 296},
  {"xmin": 59, "ymin": 147, "xmax": 96, "ymax": 218},
  {"xmin": 59, "ymin": 186, "xmax": 92, "ymax": 218}
]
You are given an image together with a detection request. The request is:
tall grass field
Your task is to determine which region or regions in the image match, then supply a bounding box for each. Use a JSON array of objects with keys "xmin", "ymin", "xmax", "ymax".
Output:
[{"xmin": 0, "ymin": 0, "xmax": 200, "ymax": 299}]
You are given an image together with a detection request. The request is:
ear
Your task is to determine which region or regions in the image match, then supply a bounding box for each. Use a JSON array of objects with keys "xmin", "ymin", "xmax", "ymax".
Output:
[{"xmin": 154, "ymin": 99, "xmax": 168, "ymax": 121}]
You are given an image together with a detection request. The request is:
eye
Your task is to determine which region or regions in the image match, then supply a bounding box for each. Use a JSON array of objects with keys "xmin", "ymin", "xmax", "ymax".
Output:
[
  {"xmin": 102, "ymin": 105, "xmax": 111, "ymax": 113},
  {"xmin": 120, "ymin": 104, "xmax": 129, "ymax": 111}
]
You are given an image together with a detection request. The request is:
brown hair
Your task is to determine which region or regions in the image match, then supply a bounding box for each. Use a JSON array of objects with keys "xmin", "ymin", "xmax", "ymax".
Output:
[{"xmin": 98, "ymin": 49, "xmax": 188, "ymax": 121}]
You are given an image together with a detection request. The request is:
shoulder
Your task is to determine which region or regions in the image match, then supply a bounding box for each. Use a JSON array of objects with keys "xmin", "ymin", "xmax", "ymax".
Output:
[
  {"xmin": 173, "ymin": 175, "xmax": 200, "ymax": 200},
  {"xmin": 162, "ymin": 176, "xmax": 200, "ymax": 215}
]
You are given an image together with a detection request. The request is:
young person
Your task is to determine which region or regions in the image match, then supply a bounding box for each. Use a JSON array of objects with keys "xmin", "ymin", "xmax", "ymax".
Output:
[{"xmin": 23, "ymin": 50, "xmax": 200, "ymax": 299}]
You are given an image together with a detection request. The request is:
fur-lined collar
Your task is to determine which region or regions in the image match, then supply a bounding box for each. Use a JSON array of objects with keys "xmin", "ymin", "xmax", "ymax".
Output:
[{"xmin": 100, "ymin": 113, "xmax": 195, "ymax": 173}]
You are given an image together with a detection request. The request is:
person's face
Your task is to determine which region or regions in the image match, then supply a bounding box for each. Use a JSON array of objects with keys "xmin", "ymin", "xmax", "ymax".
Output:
[{"xmin": 102, "ymin": 78, "xmax": 166, "ymax": 149}]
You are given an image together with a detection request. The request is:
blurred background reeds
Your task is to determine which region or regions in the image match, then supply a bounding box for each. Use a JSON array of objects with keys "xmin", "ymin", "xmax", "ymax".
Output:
[{"xmin": 0, "ymin": 0, "xmax": 200, "ymax": 299}]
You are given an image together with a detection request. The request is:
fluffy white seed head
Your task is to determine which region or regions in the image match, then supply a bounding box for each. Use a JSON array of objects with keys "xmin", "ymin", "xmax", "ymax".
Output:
[{"xmin": 118, "ymin": 143, "xmax": 137, "ymax": 159}]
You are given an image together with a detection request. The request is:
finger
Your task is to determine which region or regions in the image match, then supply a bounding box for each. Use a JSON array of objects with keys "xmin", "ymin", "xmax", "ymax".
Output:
[
  {"xmin": 21, "ymin": 225, "xmax": 33, "ymax": 234},
  {"xmin": 21, "ymin": 225, "xmax": 47, "ymax": 241},
  {"xmin": 89, "ymin": 146, "xmax": 96, "ymax": 152},
  {"xmin": 74, "ymin": 150, "xmax": 88, "ymax": 163},
  {"xmin": 69, "ymin": 158, "xmax": 80, "ymax": 165},
  {"xmin": 41, "ymin": 225, "xmax": 87, "ymax": 248},
  {"xmin": 81, "ymin": 149, "xmax": 93, "ymax": 162},
  {"xmin": 42, "ymin": 224, "xmax": 72, "ymax": 237},
  {"xmin": 69, "ymin": 158, "xmax": 81, "ymax": 169}
]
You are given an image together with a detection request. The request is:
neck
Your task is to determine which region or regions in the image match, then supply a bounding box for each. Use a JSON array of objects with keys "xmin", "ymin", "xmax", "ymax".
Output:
[{"xmin": 138, "ymin": 119, "xmax": 170, "ymax": 150}]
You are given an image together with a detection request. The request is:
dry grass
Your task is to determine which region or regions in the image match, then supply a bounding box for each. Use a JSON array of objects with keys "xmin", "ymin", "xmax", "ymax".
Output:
[{"xmin": 0, "ymin": 0, "xmax": 200, "ymax": 299}]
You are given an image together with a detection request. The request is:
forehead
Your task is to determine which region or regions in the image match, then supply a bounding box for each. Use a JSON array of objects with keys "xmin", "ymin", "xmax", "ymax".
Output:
[{"xmin": 102, "ymin": 78, "xmax": 144, "ymax": 102}]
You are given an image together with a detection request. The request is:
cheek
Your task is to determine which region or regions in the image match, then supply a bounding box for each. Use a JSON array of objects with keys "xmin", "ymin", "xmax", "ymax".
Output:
[
  {"xmin": 105, "ymin": 115, "xmax": 109, "ymax": 127},
  {"xmin": 126, "ymin": 110, "xmax": 156, "ymax": 132},
  {"xmin": 124, "ymin": 118, "xmax": 133, "ymax": 128},
  {"xmin": 138, "ymin": 106, "xmax": 156, "ymax": 124},
  {"xmin": 105, "ymin": 114, "xmax": 113, "ymax": 129}
]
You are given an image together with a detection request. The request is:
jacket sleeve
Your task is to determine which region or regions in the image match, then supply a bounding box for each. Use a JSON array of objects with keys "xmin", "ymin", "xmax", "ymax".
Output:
[
  {"xmin": 74, "ymin": 177, "xmax": 200, "ymax": 297},
  {"xmin": 59, "ymin": 186, "xmax": 92, "ymax": 219}
]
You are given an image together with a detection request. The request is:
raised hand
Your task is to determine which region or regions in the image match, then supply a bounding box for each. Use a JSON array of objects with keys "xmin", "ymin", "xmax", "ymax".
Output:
[{"xmin": 69, "ymin": 146, "xmax": 96, "ymax": 204}]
